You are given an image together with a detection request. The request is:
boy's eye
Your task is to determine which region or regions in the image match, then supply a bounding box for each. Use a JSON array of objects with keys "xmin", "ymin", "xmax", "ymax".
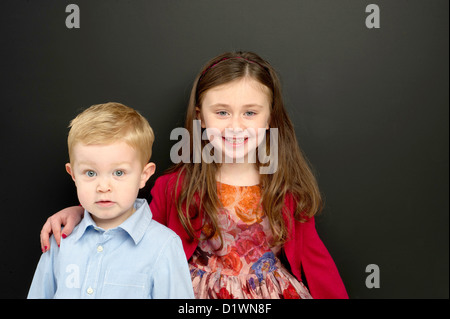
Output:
[
  {"xmin": 114, "ymin": 170, "xmax": 124, "ymax": 177},
  {"xmin": 85, "ymin": 170, "xmax": 96, "ymax": 177}
]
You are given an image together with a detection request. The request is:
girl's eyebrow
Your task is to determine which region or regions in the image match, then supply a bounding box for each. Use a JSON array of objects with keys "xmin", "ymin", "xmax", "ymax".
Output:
[{"xmin": 208, "ymin": 103, "xmax": 265, "ymax": 108}]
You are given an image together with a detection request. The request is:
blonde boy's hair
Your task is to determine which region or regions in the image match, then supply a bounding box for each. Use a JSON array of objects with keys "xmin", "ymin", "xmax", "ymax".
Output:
[{"xmin": 68, "ymin": 102, "xmax": 154, "ymax": 166}]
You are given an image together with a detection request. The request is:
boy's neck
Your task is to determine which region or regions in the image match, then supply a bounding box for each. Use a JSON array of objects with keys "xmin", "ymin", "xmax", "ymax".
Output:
[
  {"xmin": 216, "ymin": 162, "xmax": 260, "ymax": 186},
  {"xmin": 90, "ymin": 206, "xmax": 137, "ymax": 230}
]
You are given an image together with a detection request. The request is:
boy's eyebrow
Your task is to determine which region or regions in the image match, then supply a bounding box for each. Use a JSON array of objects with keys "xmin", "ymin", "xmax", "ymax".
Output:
[
  {"xmin": 77, "ymin": 161, "xmax": 132, "ymax": 167},
  {"xmin": 76, "ymin": 161, "xmax": 94, "ymax": 166}
]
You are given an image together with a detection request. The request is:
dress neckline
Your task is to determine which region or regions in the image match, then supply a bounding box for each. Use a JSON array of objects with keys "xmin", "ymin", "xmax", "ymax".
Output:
[{"xmin": 216, "ymin": 180, "xmax": 261, "ymax": 188}]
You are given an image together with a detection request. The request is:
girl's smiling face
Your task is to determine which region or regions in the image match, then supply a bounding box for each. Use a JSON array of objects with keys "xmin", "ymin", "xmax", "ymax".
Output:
[{"xmin": 197, "ymin": 77, "xmax": 271, "ymax": 163}]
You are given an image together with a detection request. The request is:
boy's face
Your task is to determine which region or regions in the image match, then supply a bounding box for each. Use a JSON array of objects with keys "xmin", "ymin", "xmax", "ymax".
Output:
[{"xmin": 65, "ymin": 141, "xmax": 155, "ymax": 230}]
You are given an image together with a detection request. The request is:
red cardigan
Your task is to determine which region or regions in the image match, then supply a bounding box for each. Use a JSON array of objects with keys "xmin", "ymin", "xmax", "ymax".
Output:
[{"xmin": 150, "ymin": 171, "xmax": 348, "ymax": 299}]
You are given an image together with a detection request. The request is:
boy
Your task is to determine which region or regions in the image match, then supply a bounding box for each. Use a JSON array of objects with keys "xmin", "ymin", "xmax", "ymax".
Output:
[{"xmin": 28, "ymin": 102, "xmax": 194, "ymax": 299}]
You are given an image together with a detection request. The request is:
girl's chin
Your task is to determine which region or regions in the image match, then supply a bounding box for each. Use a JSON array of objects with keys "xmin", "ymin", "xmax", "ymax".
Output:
[{"xmin": 223, "ymin": 150, "xmax": 260, "ymax": 163}]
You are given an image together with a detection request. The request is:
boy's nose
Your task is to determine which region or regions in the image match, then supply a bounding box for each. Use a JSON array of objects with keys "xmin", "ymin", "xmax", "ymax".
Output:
[{"xmin": 96, "ymin": 178, "xmax": 111, "ymax": 192}]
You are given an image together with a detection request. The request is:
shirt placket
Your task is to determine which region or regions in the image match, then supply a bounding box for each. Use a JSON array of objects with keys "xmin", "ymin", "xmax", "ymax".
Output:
[{"xmin": 82, "ymin": 229, "xmax": 111, "ymax": 298}]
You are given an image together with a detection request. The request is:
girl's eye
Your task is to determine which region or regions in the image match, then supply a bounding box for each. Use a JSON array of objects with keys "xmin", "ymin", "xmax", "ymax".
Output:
[
  {"xmin": 114, "ymin": 170, "xmax": 124, "ymax": 177},
  {"xmin": 85, "ymin": 170, "xmax": 96, "ymax": 177},
  {"xmin": 244, "ymin": 111, "xmax": 256, "ymax": 117},
  {"xmin": 217, "ymin": 111, "xmax": 229, "ymax": 117}
]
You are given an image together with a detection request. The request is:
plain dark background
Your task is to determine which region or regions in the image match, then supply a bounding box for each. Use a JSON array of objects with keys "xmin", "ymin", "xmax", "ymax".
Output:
[{"xmin": 0, "ymin": 0, "xmax": 448, "ymax": 299}]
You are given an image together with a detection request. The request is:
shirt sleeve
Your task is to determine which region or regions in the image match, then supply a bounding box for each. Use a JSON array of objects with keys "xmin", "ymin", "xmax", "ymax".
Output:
[
  {"xmin": 27, "ymin": 238, "xmax": 57, "ymax": 298},
  {"xmin": 150, "ymin": 234, "xmax": 194, "ymax": 299}
]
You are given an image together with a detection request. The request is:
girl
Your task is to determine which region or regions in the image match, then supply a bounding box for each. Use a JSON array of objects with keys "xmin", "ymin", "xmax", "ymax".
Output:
[{"xmin": 40, "ymin": 51, "xmax": 348, "ymax": 299}]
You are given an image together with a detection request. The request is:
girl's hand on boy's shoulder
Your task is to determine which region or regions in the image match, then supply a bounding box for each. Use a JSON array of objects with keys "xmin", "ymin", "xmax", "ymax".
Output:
[{"xmin": 40, "ymin": 206, "xmax": 84, "ymax": 252}]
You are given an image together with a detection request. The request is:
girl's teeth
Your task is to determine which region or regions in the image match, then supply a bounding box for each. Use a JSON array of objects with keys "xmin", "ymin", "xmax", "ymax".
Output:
[{"xmin": 225, "ymin": 137, "xmax": 244, "ymax": 144}]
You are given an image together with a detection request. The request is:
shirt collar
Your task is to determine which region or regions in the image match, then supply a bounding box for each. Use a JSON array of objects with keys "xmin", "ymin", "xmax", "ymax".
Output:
[{"xmin": 72, "ymin": 198, "xmax": 152, "ymax": 245}]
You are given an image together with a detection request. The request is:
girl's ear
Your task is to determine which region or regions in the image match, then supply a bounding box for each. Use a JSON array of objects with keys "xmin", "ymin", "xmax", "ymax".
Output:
[
  {"xmin": 195, "ymin": 106, "xmax": 206, "ymax": 128},
  {"xmin": 139, "ymin": 162, "xmax": 156, "ymax": 189},
  {"xmin": 65, "ymin": 163, "xmax": 76, "ymax": 183}
]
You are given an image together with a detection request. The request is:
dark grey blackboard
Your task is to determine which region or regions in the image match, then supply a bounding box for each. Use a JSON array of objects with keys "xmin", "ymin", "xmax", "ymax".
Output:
[{"xmin": 0, "ymin": 0, "xmax": 448, "ymax": 299}]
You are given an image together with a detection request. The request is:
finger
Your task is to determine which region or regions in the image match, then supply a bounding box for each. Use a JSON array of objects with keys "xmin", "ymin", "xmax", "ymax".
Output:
[
  {"xmin": 40, "ymin": 218, "xmax": 53, "ymax": 253},
  {"xmin": 49, "ymin": 217, "xmax": 63, "ymax": 248},
  {"xmin": 61, "ymin": 217, "xmax": 77, "ymax": 238}
]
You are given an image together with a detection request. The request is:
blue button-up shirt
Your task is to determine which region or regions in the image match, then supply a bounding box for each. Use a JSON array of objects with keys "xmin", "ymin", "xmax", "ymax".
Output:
[{"xmin": 28, "ymin": 198, "xmax": 194, "ymax": 299}]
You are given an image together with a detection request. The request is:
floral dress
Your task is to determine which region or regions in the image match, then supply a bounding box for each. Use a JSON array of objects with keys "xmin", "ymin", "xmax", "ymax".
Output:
[{"xmin": 189, "ymin": 182, "xmax": 312, "ymax": 299}]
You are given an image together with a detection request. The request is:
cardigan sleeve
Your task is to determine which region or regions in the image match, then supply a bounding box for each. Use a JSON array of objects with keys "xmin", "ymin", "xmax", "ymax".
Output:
[
  {"xmin": 150, "ymin": 175, "xmax": 169, "ymax": 226},
  {"xmin": 282, "ymin": 195, "xmax": 348, "ymax": 299},
  {"xmin": 298, "ymin": 217, "xmax": 348, "ymax": 298},
  {"xmin": 150, "ymin": 172, "xmax": 200, "ymax": 260}
]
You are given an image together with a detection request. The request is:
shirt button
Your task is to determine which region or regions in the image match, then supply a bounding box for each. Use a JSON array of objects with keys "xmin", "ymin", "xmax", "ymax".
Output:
[
  {"xmin": 87, "ymin": 287, "xmax": 94, "ymax": 295},
  {"xmin": 97, "ymin": 245, "xmax": 103, "ymax": 252}
]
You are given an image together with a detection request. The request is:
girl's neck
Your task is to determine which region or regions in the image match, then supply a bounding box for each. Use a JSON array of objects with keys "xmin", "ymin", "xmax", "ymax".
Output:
[{"xmin": 216, "ymin": 162, "xmax": 260, "ymax": 186}]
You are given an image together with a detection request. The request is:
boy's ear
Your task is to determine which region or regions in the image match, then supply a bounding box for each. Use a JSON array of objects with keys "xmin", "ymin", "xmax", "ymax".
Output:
[
  {"xmin": 139, "ymin": 162, "xmax": 156, "ymax": 189},
  {"xmin": 65, "ymin": 163, "xmax": 76, "ymax": 182}
]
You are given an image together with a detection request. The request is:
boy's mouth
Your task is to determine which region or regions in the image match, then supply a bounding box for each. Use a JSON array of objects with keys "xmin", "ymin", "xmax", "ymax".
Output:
[{"xmin": 95, "ymin": 200, "xmax": 115, "ymax": 207}]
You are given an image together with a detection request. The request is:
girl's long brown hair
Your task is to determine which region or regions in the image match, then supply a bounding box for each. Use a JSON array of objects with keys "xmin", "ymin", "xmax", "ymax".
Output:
[{"xmin": 168, "ymin": 51, "xmax": 322, "ymax": 247}]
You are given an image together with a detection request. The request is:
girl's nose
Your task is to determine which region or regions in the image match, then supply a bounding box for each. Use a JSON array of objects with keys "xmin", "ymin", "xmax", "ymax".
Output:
[{"xmin": 229, "ymin": 115, "xmax": 244, "ymax": 132}]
